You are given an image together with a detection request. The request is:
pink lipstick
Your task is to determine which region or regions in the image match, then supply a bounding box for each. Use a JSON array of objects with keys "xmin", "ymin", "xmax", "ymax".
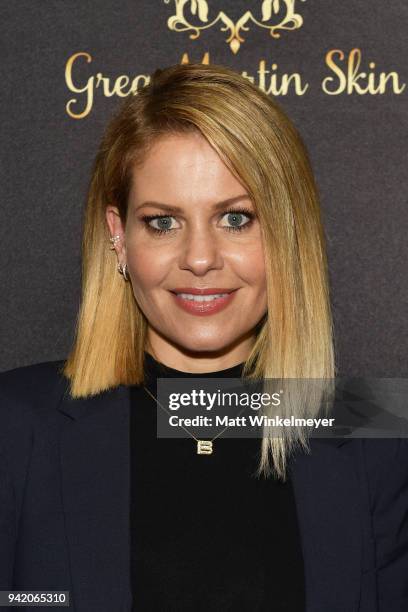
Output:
[{"xmin": 169, "ymin": 287, "xmax": 238, "ymax": 317}]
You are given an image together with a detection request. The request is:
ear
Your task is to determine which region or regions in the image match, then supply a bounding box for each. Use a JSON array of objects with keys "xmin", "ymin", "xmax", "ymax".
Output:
[{"xmin": 105, "ymin": 205, "xmax": 127, "ymax": 261}]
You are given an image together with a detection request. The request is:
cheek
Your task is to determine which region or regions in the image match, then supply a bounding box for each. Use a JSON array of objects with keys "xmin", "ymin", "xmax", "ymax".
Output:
[
  {"xmin": 125, "ymin": 241, "xmax": 181, "ymax": 323},
  {"xmin": 233, "ymin": 242, "xmax": 266, "ymax": 289},
  {"xmin": 125, "ymin": 243, "xmax": 167, "ymax": 295}
]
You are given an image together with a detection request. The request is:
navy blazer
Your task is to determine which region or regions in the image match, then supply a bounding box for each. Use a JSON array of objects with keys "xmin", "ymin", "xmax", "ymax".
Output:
[{"xmin": 0, "ymin": 360, "xmax": 407, "ymax": 612}]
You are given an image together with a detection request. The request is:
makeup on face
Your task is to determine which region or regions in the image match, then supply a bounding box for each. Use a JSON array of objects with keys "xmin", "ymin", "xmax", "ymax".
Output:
[
  {"xmin": 169, "ymin": 287, "xmax": 239, "ymax": 317},
  {"xmin": 108, "ymin": 131, "xmax": 268, "ymax": 365}
]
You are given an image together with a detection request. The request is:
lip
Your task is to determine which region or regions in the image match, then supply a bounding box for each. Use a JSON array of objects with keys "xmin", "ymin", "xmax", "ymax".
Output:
[
  {"xmin": 171, "ymin": 287, "xmax": 237, "ymax": 295},
  {"xmin": 169, "ymin": 288, "xmax": 238, "ymax": 316}
]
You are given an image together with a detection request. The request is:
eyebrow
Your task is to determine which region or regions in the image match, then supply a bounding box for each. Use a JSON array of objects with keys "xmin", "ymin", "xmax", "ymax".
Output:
[{"xmin": 134, "ymin": 194, "xmax": 251, "ymax": 214}]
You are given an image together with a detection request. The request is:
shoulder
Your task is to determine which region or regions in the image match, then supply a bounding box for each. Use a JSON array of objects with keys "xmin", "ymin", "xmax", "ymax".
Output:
[
  {"xmin": 344, "ymin": 434, "xmax": 407, "ymax": 473},
  {"xmin": 304, "ymin": 437, "xmax": 408, "ymax": 518},
  {"xmin": 331, "ymin": 375, "xmax": 408, "ymax": 491},
  {"xmin": 0, "ymin": 359, "xmax": 69, "ymax": 430},
  {"xmin": 0, "ymin": 358, "xmax": 67, "ymax": 392},
  {"xmin": 340, "ymin": 436, "xmax": 406, "ymax": 468},
  {"xmin": 0, "ymin": 358, "xmax": 66, "ymax": 390},
  {"xmin": 338, "ymin": 437, "xmax": 408, "ymax": 497}
]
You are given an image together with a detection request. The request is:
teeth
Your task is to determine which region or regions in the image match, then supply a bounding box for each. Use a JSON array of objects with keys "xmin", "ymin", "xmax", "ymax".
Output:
[{"xmin": 177, "ymin": 293, "xmax": 228, "ymax": 302}]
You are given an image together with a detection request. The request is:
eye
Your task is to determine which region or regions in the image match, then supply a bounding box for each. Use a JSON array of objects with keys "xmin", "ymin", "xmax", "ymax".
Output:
[
  {"xmin": 141, "ymin": 214, "xmax": 179, "ymax": 235},
  {"xmin": 141, "ymin": 207, "xmax": 256, "ymax": 236},
  {"xmin": 219, "ymin": 208, "xmax": 255, "ymax": 232}
]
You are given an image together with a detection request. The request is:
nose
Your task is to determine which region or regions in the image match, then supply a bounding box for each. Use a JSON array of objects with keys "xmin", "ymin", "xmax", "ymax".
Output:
[{"xmin": 178, "ymin": 224, "xmax": 223, "ymax": 276}]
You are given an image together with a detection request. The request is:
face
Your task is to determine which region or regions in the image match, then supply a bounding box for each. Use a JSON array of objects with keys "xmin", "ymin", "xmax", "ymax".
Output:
[{"xmin": 106, "ymin": 132, "xmax": 267, "ymax": 368}]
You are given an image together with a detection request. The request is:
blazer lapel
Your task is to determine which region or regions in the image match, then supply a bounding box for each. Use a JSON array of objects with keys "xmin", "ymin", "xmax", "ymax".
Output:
[
  {"xmin": 289, "ymin": 437, "xmax": 363, "ymax": 612},
  {"xmin": 58, "ymin": 384, "xmax": 131, "ymax": 612}
]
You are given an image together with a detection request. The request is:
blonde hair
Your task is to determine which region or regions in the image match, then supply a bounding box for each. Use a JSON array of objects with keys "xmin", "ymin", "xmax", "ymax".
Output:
[{"xmin": 62, "ymin": 63, "xmax": 337, "ymax": 480}]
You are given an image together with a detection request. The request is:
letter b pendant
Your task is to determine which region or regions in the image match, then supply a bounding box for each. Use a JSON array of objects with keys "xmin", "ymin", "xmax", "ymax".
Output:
[{"xmin": 197, "ymin": 440, "xmax": 213, "ymax": 455}]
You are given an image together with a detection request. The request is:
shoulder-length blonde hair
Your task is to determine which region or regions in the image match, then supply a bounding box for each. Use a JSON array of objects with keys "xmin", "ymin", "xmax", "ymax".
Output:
[{"xmin": 62, "ymin": 62, "xmax": 337, "ymax": 480}]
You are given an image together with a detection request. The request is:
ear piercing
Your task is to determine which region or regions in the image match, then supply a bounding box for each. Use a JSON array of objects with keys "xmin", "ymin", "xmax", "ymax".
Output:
[
  {"xmin": 109, "ymin": 235, "xmax": 121, "ymax": 250},
  {"xmin": 117, "ymin": 261, "xmax": 129, "ymax": 281},
  {"xmin": 109, "ymin": 235, "xmax": 129, "ymax": 281}
]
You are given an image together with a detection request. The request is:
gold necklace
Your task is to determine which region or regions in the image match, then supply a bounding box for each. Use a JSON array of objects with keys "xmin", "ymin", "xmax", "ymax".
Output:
[{"xmin": 143, "ymin": 385, "xmax": 246, "ymax": 455}]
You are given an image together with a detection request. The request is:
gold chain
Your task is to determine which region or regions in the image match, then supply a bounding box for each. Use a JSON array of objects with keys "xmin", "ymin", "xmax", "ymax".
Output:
[{"xmin": 143, "ymin": 385, "xmax": 246, "ymax": 455}]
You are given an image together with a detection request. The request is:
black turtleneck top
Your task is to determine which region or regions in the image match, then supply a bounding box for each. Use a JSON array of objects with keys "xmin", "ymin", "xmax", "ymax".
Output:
[{"xmin": 129, "ymin": 352, "xmax": 305, "ymax": 611}]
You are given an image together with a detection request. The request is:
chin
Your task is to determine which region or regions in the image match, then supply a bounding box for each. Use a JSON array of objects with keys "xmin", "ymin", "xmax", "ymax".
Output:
[{"xmin": 173, "ymin": 333, "xmax": 236, "ymax": 354}]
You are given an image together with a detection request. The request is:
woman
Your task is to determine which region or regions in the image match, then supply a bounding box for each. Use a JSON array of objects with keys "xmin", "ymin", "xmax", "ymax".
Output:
[{"xmin": 0, "ymin": 63, "xmax": 407, "ymax": 611}]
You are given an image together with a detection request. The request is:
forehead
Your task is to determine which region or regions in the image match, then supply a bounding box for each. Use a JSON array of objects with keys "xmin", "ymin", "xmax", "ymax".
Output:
[{"xmin": 129, "ymin": 132, "xmax": 246, "ymax": 204}]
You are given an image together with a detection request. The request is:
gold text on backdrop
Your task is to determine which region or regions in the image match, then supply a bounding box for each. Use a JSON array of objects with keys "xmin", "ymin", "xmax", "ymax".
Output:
[{"xmin": 65, "ymin": 49, "xmax": 406, "ymax": 119}]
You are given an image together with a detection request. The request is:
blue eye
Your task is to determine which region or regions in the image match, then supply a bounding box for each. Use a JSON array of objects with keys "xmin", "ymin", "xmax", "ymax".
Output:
[
  {"xmin": 220, "ymin": 209, "xmax": 254, "ymax": 232},
  {"xmin": 150, "ymin": 216, "xmax": 174, "ymax": 232},
  {"xmin": 142, "ymin": 215, "xmax": 178, "ymax": 235},
  {"xmin": 141, "ymin": 208, "xmax": 255, "ymax": 236}
]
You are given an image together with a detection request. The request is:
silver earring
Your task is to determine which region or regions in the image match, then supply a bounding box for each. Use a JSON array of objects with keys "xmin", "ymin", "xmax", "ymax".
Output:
[
  {"xmin": 117, "ymin": 262, "xmax": 129, "ymax": 282},
  {"xmin": 122, "ymin": 263, "xmax": 129, "ymax": 281},
  {"xmin": 109, "ymin": 235, "xmax": 121, "ymax": 250}
]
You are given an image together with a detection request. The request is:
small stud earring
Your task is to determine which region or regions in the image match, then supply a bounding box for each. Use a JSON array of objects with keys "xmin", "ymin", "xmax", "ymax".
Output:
[{"xmin": 109, "ymin": 235, "xmax": 121, "ymax": 250}]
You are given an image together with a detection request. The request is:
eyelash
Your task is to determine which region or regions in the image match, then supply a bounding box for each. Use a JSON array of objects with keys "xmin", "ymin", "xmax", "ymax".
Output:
[{"xmin": 141, "ymin": 208, "xmax": 255, "ymax": 236}]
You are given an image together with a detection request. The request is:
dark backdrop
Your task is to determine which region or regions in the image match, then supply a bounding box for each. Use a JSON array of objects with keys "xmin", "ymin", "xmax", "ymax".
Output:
[{"xmin": 1, "ymin": 1, "xmax": 407, "ymax": 376}]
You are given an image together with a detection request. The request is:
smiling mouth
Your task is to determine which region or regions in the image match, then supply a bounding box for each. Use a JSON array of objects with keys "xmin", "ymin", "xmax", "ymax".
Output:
[
  {"xmin": 170, "ymin": 287, "xmax": 237, "ymax": 298},
  {"xmin": 169, "ymin": 289, "xmax": 238, "ymax": 316},
  {"xmin": 172, "ymin": 292, "xmax": 231, "ymax": 302}
]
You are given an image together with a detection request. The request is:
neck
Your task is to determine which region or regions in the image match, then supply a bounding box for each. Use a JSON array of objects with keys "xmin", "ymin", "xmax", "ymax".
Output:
[{"xmin": 145, "ymin": 330, "xmax": 255, "ymax": 374}]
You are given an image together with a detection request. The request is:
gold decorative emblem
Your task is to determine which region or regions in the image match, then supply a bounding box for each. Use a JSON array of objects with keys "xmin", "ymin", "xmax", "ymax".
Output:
[
  {"xmin": 197, "ymin": 440, "xmax": 213, "ymax": 454},
  {"xmin": 164, "ymin": 0, "xmax": 307, "ymax": 54}
]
